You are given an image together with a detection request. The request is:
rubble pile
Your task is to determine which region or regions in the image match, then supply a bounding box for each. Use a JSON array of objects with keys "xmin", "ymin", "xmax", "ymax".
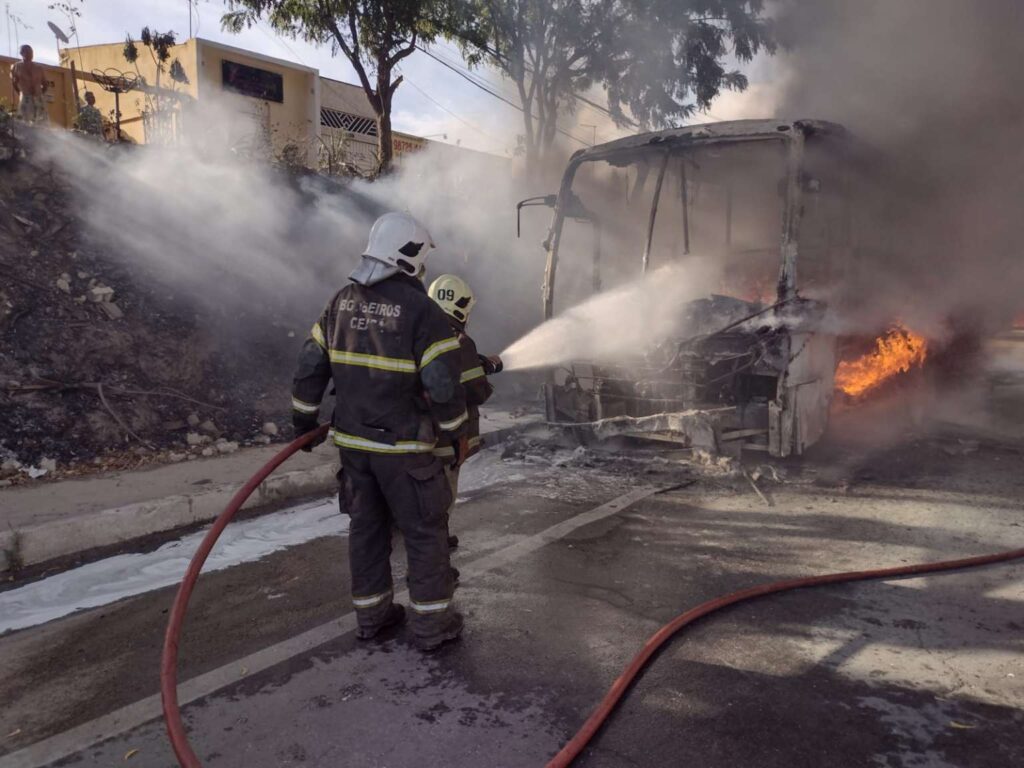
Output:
[{"xmin": 0, "ymin": 126, "xmax": 294, "ymax": 481}]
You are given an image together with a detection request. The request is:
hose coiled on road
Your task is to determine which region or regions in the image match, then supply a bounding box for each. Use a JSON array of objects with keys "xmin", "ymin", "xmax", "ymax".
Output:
[{"xmin": 160, "ymin": 428, "xmax": 1024, "ymax": 767}]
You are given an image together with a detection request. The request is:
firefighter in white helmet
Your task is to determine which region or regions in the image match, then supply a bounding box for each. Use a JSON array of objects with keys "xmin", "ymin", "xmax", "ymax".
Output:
[
  {"xmin": 291, "ymin": 212, "xmax": 469, "ymax": 651},
  {"xmin": 428, "ymin": 273, "xmax": 503, "ymax": 549}
]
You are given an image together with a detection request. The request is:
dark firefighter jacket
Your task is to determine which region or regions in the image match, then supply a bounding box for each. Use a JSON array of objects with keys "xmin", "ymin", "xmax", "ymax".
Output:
[
  {"xmin": 434, "ymin": 324, "xmax": 495, "ymax": 461},
  {"xmin": 291, "ymin": 274, "xmax": 468, "ymax": 454}
]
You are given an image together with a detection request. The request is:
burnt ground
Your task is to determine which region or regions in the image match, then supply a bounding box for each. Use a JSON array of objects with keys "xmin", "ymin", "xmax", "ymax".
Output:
[
  {"xmin": 0, "ymin": 124, "xmax": 307, "ymax": 478},
  {"xmin": 0, "ymin": 406, "xmax": 1022, "ymax": 767}
]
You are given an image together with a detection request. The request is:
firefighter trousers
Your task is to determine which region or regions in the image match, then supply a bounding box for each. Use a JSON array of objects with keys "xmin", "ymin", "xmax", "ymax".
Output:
[
  {"xmin": 338, "ymin": 449, "xmax": 455, "ymax": 638},
  {"xmin": 443, "ymin": 465, "xmax": 460, "ymax": 538}
]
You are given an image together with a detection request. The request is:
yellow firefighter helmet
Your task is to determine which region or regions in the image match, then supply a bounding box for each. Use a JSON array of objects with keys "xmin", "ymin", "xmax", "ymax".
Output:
[{"xmin": 428, "ymin": 273, "xmax": 477, "ymax": 324}]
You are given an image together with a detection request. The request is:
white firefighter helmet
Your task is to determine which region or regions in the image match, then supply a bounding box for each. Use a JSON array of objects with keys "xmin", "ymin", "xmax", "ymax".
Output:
[
  {"xmin": 363, "ymin": 212, "xmax": 434, "ymax": 277},
  {"xmin": 428, "ymin": 273, "xmax": 477, "ymax": 324}
]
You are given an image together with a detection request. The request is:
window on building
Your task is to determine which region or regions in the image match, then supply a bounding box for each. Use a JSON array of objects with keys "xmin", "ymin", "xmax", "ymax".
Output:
[
  {"xmin": 222, "ymin": 60, "xmax": 284, "ymax": 103},
  {"xmin": 320, "ymin": 107, "xmax": 377, "ymax": 137}
]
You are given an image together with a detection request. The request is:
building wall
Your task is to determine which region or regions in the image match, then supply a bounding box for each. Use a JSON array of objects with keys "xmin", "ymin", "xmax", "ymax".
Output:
[
  {"xmin": 37, "ymin": 38, "xmax": 491, "ymax": 176},
  {"xmin": 59, "ymin": 38, "xmax": 318, "ymax": 158},
  {"xmin": 196, "ymin": 39, "xmax": 318, "ymax": 164},
  {"xmin": 60, "ymin": 40, "xmax": 198, "ymax": 144},
  {"xmin": 393, "ymin": 132, "xmax": 427, "ymax": 159},
  {"xmin": 319, "ymin": 76, "xmax": 379, "ymax": 174},
  {"xmin": 320, "ymin": 77, "xmax": 374, "ymax": 119},
  {"xmin": 0, "ymin": 55, "xmax": 76, "ymax": 128}
]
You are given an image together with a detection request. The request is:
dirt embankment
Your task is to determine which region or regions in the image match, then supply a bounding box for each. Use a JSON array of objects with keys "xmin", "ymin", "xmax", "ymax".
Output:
[{"xmin": 0, "ymin": 123, "xmax": 296, "ymax": 483}]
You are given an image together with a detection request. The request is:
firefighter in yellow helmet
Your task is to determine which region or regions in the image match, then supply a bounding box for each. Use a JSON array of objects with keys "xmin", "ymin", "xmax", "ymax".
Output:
[{"xmin": 427, "ymin": 274, "xmax": 503, "ymax": 549}]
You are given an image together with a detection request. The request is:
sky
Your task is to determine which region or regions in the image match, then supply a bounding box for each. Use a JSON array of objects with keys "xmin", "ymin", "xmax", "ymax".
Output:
[{"xmin": 5, "ymin": 0, "xmax": 779, "ymax": 155}]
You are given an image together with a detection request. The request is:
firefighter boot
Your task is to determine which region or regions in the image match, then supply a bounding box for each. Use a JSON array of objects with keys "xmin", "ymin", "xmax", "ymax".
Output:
[
  {"xmin": 414, "ymin": 610, "xmax": 464, "ymax": 652},
  {"xmin": 356, "ymin": 603, "xmax": 406, "ymax": 640}
]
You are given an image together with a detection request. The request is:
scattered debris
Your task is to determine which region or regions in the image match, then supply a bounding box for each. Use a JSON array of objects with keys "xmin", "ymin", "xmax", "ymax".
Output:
[
  {"xmin": 12, "ymin": 213, "xmax": 35, "ymax": 230},
  {"xmin": 261, "ymin": 421, "xmax": 279, "ymax": 436},
  {"xmin": 749, "ymin": 464, "xmax": 784, "ymax": 483},
  {"xmin": 0, "ymin": 131, "xmax": 292, "ymax": 472},
  {"xmin": 692, "ymin": 449, "xmax": 736, "ymax": 474},
  {"xmin": 186, "ymin": 413, "xmax": 201, "ymax": 428},
  {"xmin": 941, "ymin": 439, "xmax": 980, "ymax": 456},
  {"xmin": 215, "ymin": 440, "xmax": 240, "ymax": 454},
  {"xmin": 185, "ymin": 432, "xmax": 208, "ymax": 447},
  {"xmin": 88, "ymin": 285, "xmax": 115, "ymax": 303},
  {"xmin": 742, "ymin": 466, "xmax": 773, "ymax": 507},
  {"xmin": 97, "ymin": 302, "xmax": 123, "ymax": 320}
]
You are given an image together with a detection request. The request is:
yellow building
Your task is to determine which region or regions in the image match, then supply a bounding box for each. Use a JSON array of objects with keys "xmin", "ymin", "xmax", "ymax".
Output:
[
  {"xmin": 41, "ymin": 36, "xmax": 447, "ymax": 174},
  {"xmin": 61, "ymin": 38, "xmax": 320, "ymax": 161},
  {"xmin": 0, "ymin": 55, "xmax": 76, "ymax": 127}
]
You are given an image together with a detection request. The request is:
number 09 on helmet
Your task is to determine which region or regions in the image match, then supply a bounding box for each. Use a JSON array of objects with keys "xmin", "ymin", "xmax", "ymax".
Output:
[{"xmin": 428, "ymin": 274, "xmax": 477, "ymax": 324}]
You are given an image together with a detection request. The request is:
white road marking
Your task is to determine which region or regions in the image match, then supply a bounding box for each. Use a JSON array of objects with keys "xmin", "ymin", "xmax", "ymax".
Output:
[{"xmin": 0, "ymin": 485, "xmax": 663, "ymax": 768}]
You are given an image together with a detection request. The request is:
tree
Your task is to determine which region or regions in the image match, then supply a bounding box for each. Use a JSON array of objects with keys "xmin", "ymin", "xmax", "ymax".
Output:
[
  {"xmin": 459, "ymin": 1, "xmax": 775, "ymax": 173},
  {"xmin": 223, "ymin": 0, "xmax": 462, "ymax": 173},
  {"xmin": 48, "ymin": 1, "xmax": 84, "ymax": 51},
  {"xmin": 123, "ymin": 28, "xmax": 191, "ymax": 144}
]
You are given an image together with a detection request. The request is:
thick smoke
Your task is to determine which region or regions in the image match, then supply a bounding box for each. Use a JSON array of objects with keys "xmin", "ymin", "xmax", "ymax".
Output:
[
  {"xmin": 33, "ymin": 103, "xmax": 563, "ymax": 369},
  {"xmin": 501, "ymin": 261, "xmax": 722, "ymax": 371},
  {"xmin": 774, "ymin": 0, "xmax": 1024, "ymax": 339}
]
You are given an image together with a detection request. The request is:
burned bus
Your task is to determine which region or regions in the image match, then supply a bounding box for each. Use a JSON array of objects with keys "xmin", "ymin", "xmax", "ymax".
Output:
[{"xmin": 525, "ymin": 119, "xmax": 865, "ymax": 457}]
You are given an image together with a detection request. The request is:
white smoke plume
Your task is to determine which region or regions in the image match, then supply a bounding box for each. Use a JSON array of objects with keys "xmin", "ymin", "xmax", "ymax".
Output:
[
  {"xmin": 31, "ymin": 101, "xmax": 565, "ymax": 364},
  {"xmin": 773, "ymin": 0, "xmax": 1024, "ymax": 338},
  {"xmin": 500, "ymin": 261, "xmax": 722, "ymax": 371}
]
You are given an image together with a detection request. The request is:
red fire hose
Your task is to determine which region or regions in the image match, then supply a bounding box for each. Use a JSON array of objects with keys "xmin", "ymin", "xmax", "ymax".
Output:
[
  {"xmin": 544, "ymin": 542, "xmax": 1024, "ymax": 767},
  {"xmin": 161, "ymin": 425, "xmax": 330, "ymax": 768},
  {"xmin": 161, "ymin": 430, "xmax": 1024, "ymax": 768}
]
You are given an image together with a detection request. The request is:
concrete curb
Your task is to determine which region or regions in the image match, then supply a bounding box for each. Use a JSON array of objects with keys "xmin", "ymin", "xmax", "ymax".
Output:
[{"xmin": 0, "ymin": 423, "xmax": 535, "ymax": 572}]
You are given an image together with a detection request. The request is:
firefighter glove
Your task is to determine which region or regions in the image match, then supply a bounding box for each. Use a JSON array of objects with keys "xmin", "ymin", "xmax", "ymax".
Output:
[
  {"xmin": 481, "ymin": 354, "xmax": 504, "ymax": 375},
  {"xmin": 452, "ymin": 434, "xmax": 470, "ymax": 468},
  {"xmin": 293, "ymin": 418, "xmax": 325, "ymax": 453}
]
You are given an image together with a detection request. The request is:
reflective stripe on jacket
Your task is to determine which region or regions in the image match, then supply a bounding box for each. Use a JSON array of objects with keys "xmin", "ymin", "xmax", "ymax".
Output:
[
  {"xmin": 291, "ymin": 274, "xmax": 467, "ymax": 453},
  {"xmin": 434, "ymin": 327, "xmax": 494, "ymax": 460}
]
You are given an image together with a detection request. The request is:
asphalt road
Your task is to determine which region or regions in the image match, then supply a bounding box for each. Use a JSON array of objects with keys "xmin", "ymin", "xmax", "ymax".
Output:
[{"xmin": 2, "ymin": 418, "xmax": 1023, "ymax": 768}]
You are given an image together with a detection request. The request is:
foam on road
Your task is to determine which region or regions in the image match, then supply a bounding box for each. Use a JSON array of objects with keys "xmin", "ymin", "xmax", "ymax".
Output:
[{"xmin": 0, "ymin": 498, "xmax": 345, "ymax": 634}]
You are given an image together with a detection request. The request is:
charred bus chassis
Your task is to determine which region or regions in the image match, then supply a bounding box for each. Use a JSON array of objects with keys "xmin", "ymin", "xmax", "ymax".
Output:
[{"xmin": 535, "ymin": 119, "xmax": 853, "ymax": 457}]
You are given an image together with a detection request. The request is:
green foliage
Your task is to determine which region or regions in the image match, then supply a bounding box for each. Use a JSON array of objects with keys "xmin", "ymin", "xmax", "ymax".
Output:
[
  {"xmin": 458, "ymin": 0, "xmax": 775, "ymax": 168},
  {"xmin": 605, "ymin": 0, "xmax": 776, "ymax": 127},
  {"xmin": 222, "ymin": 0, "xmax": 468, "ymax": 170},
  {"xmin": 122, "ymin": 27, "xmax": 188, "ymax": 146},
  {"xmin": 169, "ymin": 59, "xmax": 190, "ymax": 85},
  {"xmin": 140, "ymin": 27, "xmax": 178, "ymax": 63},
  {"xmin": 122, "ymin": 36, "xmax": 139, "ymax": 64},
  {"xmin": 122, "ymin": 28, "xmax": 185, "ymax": 89}
]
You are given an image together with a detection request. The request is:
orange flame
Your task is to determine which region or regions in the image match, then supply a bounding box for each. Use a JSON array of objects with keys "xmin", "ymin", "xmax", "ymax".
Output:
[{"xmin": 835, "ymin": 326, "xmax": 929, "ymax": 398}]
